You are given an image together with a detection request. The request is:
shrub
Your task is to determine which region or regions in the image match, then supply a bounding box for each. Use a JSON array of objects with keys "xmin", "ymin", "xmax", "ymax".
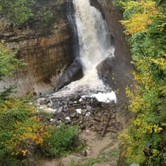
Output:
[
  {"xmin": 0, "ymin": 43, "xmax": 81, "ymax": 165},
  {"xmin": 117, "ymin": 0, "xmax": 166, "ymax": 165},
  {"xmin": 41, "ymin": 124, "xmax": 79, "ymax": 158}
]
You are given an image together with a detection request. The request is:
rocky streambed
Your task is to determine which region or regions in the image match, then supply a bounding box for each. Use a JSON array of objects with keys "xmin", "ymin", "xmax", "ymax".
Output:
[{"xmin": 35, "ymin": 92, "xmax": 123, "ymax": 136}]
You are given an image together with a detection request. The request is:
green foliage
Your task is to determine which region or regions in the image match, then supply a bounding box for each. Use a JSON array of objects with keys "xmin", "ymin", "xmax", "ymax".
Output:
[
  {"xmin": 41, "ymin": 124, "xmax": 79, "ymax": 158},
  {"xmin": 112, "ymin": 0, "xmax": 134, "ymax": 10},
  {"xmin": 0, "ymin": 0, "xmax": 34, "ymax": 24},
  {"xmin": 0, "ymin": 42, "xmax": 25, "ymax": 81},
  {"xmin": 117, "ymin": 0, "xmax": 166, "ymax": 165},
  {"xmin": 69, "ymin": 158, "xmax": 104, "ymax": 166},
  {"xmin": 37, "ymin": 6, "xmax": 54, "ymax": 27},
  {"xmin": 110, "ymin": 151, "xmax": 120, "ymax": 157},
  {"xmin": 0, "ymin": 0, "xmax": 54, "ymax": 25},
  {"xmin": 0, "ymin": 43, "xmax": 81, "ymax": 166}
]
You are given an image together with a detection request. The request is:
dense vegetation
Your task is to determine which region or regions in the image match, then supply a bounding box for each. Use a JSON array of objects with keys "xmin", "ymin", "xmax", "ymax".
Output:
[
  {"xmin": 0, "ymin": 42, "xmax": 80, "ymax": 166},
  {"xmin": 0, "ymin": 0, "xmax": 61, "ymax": 27},
  {"xmin": 113, "ymin": 0, "xmax": 166, "ymax": 165}
]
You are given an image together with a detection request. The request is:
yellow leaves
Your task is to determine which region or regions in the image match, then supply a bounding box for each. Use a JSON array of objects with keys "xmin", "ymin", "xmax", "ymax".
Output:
[
  {"xmin": 133, "ymin": 118, "xmax": 142, "ymax": 127},
  {"xmin": 148, "ymin": 57, "xmax": 166, "ymax": 70},
  {"xmin": 119, "ymin": 0, "xmax": 166, "ymax": 163},
  {"xmin": 146, "ymin": 125, "xmax": 153, "ymax": 133},
  {"xmin": 132, "ymin": 56, "xmax": 156, "ymax": 90},
  {"xmin": 121, "ymin": 13, "xmax": 149, "ymax": 34},
  {"xmin": 126, "ymin": 85, "xmax": 143, "ymax": 113},
  {"xmin": 119, "ymin": 1, "xmax": 125, "ymax": 6},
  {"xmin": 8, "ymin": 116, "xmax": 49, "ymax": 157},
  {"xmin": 121, "ymin": 0, "xmax": 158, "ymax": 35},
  {"xmin": 16, "ymin": 120, "xmax": 21, "ymax": 125},
  {"xmin": 22, "ymin": 150, "xmax": 27, "ymax": 156},
  {"xmin": 124, "ymin": 0, "xmax": 157, "ymax": 13},
  {"xmin": 123, "ymin": 1, "xmax": 141, "ymax": 11},
  {"xmin": 153, "ymin": 125, "xmax": 163, "ymax": 133}
]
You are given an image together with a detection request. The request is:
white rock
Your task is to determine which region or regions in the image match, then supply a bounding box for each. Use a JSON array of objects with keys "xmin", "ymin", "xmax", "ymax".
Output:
[
  {"xmin": 85, "ymin": 112, "xmax": 91, "ymax": 116},
  {"xmin": 91, "ymin": 92, "xmax": 117, "ymax": 103},
  {"xmin": 66, "ymin": 117, "xmax": 70, "ymax": 120},
  {"xmin": 76, "ymin": 109, "xmax": 82, "ymax": 114},
  {"xmin": 79, "ymin": 98, "xmax": 83, "ymax": 102},
  {"xmin": 36, "ymin": 98, "xmax": 46, "ymax": 104},
  {"xmin": 47, "ymin": 100, "xmax": 53, "ymax": 108},
  {"xmin": 44, "ymin": 108, "xmax": 56, "ymax": 113},
  {"xmin": 50, "ymin": 118, "xmax": 54, "ymax": 122},
  {"xmin": 28, "ymin": 102, "xmax": 33, "ymax": 105},
  {"xmin": 39, "ymin": 105, "xmax": 47, "ymax": 109}
]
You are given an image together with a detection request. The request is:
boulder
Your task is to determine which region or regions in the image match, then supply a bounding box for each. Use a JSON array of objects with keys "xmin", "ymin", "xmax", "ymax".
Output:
[{"xmin": 55, "ymin": 58, "xmax": 83, "ymax": 91}]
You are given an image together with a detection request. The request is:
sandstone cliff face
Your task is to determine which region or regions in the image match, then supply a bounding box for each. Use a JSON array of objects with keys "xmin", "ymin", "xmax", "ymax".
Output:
[{"xmin": 0, "ymin": 1, "xmax": 74, "ymax": 97}]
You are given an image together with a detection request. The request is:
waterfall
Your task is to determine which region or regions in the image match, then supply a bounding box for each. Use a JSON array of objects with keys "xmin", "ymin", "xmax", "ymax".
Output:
[
  {"xmin": 52, "ymin": 0, "xmax": 116, "ymax": 102},
  {"xmin": 73, "ymin": 0, "xmax": 114, "ymax": 71}
]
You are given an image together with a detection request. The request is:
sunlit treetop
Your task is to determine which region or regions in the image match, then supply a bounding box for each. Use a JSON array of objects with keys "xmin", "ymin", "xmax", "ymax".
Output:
[{"xmin": 120, "ymin": 0, "xmax": 158, "ymax": 35}]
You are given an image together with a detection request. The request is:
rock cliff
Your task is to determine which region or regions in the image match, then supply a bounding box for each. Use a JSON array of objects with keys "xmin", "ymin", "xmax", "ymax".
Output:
[
  {"xmin": 0, "ymin": 0, "xmax": 75, "ymax": 97},
  {"xmin": 91, "ymin": 0, "xmax": 135, "ymax": 126},
  {"xmin": 0, "ymin": 0, "xmax": 134, "ymax": 127}
]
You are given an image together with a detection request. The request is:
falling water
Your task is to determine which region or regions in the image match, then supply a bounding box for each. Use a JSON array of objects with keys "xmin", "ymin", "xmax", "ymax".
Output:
[
  {"xmin": 74, "ymin": 0, "xmax": 114, "ymax": 70},
  {"xmin": 52, "ymin": 0, "xmax": 116, "ymax": 102}
]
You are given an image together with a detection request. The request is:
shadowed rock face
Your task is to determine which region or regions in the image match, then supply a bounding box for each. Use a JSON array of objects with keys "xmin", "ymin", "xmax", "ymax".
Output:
[
  {"xmin": 91, "ymin": 0, "xmax": 135, "ymax": 103},
  {"xmin": 91, "ymin": 0, "xmax": 136, "ymax": 128},
  {"xmin": 55, "ymin": 58, "xmax": 83, "ymax": 92},
  {"xmin": 0, "ymin": 1, "xmax": 75, "ymax": 97}
]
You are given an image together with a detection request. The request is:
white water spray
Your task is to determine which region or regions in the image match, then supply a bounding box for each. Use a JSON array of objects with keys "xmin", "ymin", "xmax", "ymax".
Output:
[
  {"xmin": 52, "ymin": 0, "xmax": 116, "ymax": 102},
  {"xmin": 74, "ymin": 0, "xmax": 114, "ymax": 70}
]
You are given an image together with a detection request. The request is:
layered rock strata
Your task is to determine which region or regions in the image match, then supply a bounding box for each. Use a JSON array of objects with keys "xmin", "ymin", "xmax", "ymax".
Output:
[{"xmin": 0, "ymin": 1, "xmax": 75, "ymax": 97}]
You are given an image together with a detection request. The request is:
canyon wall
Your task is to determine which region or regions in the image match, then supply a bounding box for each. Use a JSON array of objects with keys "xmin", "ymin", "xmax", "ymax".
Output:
[
  {"xmin": 0, "ymin": 0, "xmax": 75, "ymax": 97},
  {"xmin": 91, "ymin": 0, "xmax": 135, "ymax": 126},
  {"xmin": 0, "ymin": 0, "xmax": 134, "ymax": 127}
]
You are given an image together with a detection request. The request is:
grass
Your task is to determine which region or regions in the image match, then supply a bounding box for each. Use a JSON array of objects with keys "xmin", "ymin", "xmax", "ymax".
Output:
[
  {"xmin": 110, "ymin": 151, "xmax": 120, "ymax": 157},
  {"xmin": 69, "ymin": 158, "xmax": 106, "ymax": 166}
]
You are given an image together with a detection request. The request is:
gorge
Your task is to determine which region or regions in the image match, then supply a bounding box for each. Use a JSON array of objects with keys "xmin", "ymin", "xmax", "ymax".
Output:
[
  {"xmin": 0, "ymin": 0, "xmax": 135, "ymax": 165},
  {"xmin": 52, "ymin": 0, "xmax": 116, "ymax": 99},
  {"xmin": 1, "ymin": 0, "xmax": 165, "ymax": 165}
]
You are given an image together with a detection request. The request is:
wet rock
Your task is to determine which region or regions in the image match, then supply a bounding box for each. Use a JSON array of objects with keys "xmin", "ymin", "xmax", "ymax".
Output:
[
  {"xmin": 111, "ymin": 114, "xmax": 116, "ymax": 119},
  {"xmin": 70, "ymin": 112, "xmax": 77, "ymax": 118},
  {"xmin": 72, "ymin": 121, "xmax": 79, "ymax": 125},
  {"xmin": 64, "ymin": 120, "xmax": 71, "ymax": 124},
  {"xmin": 76, "ymin": 109, "xmax": 82, "ymax": 114},
  {"xmin": 79, "ymin": 120, "xmax": 84, "ymax": 124},
  {"xmin": 86, "ymin": 105, "xmax": 91, "ymax": 112},
  {"xmin": 45, "ymin": 96, "xmax": 51, "ymax": 102},
  {"xmin": 88, "ymin": 123, "xmax": 93, "ymax": 128},
  {"xmin": 57, "ymin": 113, "xmax": 65, "ymax": 122},
  {"xmin": 36, "ymin": 98, "xmax": 47, "ymax": 105},
  {"xmin": 85, "ymin": 112, "xmax": 91, "ymax": 116},
  {"xmin": 70, "ymin": 95, "xmax": 81, "ymax": 101},
  {"xmin": 94, "ymin": 116, "xmax": 101, "ymax": 122},
  {"xmin": 38, "ymin": 105, "xmax": 47, "ymax": 110},
  {"xmin": 44, "ymin": 108, "xmax": 56, "ymax": 114},
  {"xmin": 82, "ymin": 110, "xmax": 86, "ymax": 116},
  {"xmin": 63, "ymin": 104, "xmax": 68, "ymax": 109},
  {"xmin": 81, "ymin": 150, "xmax": 87, "ymax": 157},
  {"xmin": 50, "ymin": 118, "xmax": 57, "ymax": 124},
  {"xmin": 47, "ymin": 100, "xmax": 53, "ymax": 108},
  {"xmin": 76, "ymin": 113, "xmax": 79, "ymax": 118},
  {"xmin": 55, "ymin": 58, "xmax": 83, "ymax": 91},
  {"xmin": 68, "ymin": 107, "xmax": 75, "ymax": 112},
  {"xmin": 35, "ymin": 92, "xmax": 123, "ymax": 136},
  {"xmin": 56, "ymin": 120, "xmax": 62, "ymax": 125},
  {"xmin": 57, "ymin": 107, "xmax": 63, "ymax": 113},
  {"xmin": 80, "ymin": 124, "xmax": 86, "ymax": 130}
]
